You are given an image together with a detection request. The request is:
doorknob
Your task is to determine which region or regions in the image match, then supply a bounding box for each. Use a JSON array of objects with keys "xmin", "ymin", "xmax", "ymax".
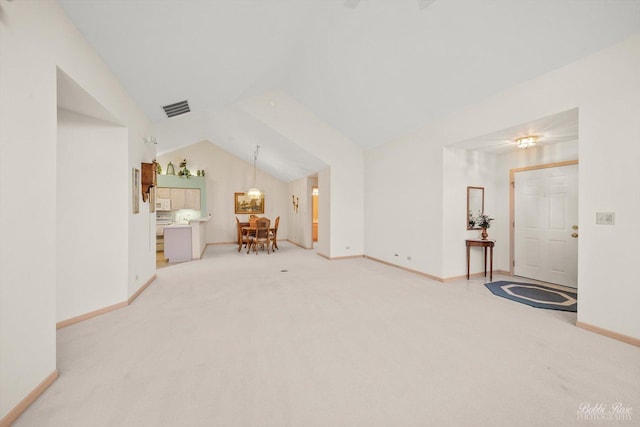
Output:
[{"xmin": 571, "ymin": 233, "xmax": 578, "ymax": 238}]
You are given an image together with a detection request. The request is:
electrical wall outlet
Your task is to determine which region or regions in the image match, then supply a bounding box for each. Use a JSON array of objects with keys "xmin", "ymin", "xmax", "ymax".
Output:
[{"xmin": 596, "ymin": 212, "xmax": 615, "ymax": 225}]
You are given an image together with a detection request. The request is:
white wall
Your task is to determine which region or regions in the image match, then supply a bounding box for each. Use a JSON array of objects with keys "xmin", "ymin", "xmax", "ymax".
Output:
[
  {"xmin": 365, "ymin": 35, "xmax": 640, "ymax": 339},
  {"xmin": 318, "ymin": 168, "xmax": 331, "ymax": 257},
  {"xmin": 57, "ymin": 109, "xmax": 129, "ymax": 322},
  {"xmin": 365, "ymin": 136, "xmax": 444, "ymax": 276},
  {"xmin": 157, "ymin": 141, "xmax": 289, "ymax": 244},
  {"xmin": 442, "ymin": 148, "xmax": 498, "ymax": 278},
  {"xmin": 288, "ymin": 176, "xmax": 313, "ymax": 249},
  {"xmin": 0, "ymin": 2, "xmax": 153, "ymax": 419},
  {"xmin": 238, "ymin": 91, "xmax": 364, "ymax": 258}
]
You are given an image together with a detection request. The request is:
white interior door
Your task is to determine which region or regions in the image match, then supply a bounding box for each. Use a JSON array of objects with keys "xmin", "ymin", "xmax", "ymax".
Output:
[{"xmin": 514, "ymin": 164, "xmax": 578, "ymax": 287}]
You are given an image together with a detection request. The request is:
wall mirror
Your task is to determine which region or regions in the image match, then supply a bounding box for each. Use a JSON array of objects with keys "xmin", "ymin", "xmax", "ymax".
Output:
[{"xmin": 467, "ymin": 186, "xmax": 484, "ymax": 230}]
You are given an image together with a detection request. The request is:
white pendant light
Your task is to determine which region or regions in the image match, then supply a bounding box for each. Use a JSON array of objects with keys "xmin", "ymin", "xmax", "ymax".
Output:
[{"xmin": 247, "ymin": 145, "xmax": 263, "ymax": 199}]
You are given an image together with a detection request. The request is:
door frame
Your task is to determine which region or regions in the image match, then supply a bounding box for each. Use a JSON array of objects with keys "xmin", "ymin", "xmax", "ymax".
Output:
[
  {"xmin": 509, "ymin": 160, "xmax": 579, "ymax": 276},
  {"xmin": 312, "ymin": 186, "xmax": 318, "ymax": 242}
]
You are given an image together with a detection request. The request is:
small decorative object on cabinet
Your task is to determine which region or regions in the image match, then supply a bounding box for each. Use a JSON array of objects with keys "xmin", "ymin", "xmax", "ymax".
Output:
[
  {"xmin": 166, "ymin": 162, "xmax": 176, "ymax": 175},
  {"xmin": 141, "ymin": 161, "xmax": 157, "ymax": 202},
  {"xmin": 178, "ymin": 158, "xmax": 191, "ymax": 178}
]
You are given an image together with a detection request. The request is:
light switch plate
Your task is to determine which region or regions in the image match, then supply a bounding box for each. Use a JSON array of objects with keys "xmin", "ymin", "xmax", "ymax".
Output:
[{"xmin": 596, "ymin": 212, "xmax": 615, "ymax": 225}]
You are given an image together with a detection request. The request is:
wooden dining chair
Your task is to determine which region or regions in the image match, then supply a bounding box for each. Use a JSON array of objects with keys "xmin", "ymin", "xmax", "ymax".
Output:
[
  {"xmin": 249, "ymin": 215, "xmax": 258, "ymax": 228},
  {"xmin": 270, "ymin": 216, "xmax": 280, "ymax": 251},
  {"xmin": 242, "ymin": 215, "xmax": 258, "ymax": 241},
  {"xmin": 248, "ymin": 217, "xmax": 271, "ymax": 254},
  {"xmin": 236, "ymin": 217, "xmax": 250, "ymax": 252}
]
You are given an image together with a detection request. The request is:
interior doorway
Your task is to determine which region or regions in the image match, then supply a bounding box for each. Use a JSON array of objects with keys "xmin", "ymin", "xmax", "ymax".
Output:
[
  {"xmin": 510, "ymin": 161, "xmax": 579, "ymax": 287},
  {"xmin": 312, "ymin": 187, "xmax": 318, "ymax": 242}
]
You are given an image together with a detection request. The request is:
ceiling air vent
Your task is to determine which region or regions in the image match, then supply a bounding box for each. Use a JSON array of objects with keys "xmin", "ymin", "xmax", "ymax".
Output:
[{"xmin": 162, "ymin": 100, "xmax": 190, "ymax": 118}]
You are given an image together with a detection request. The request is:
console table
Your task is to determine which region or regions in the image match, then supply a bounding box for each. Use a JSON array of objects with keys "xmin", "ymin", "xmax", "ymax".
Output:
[{"xmin": 466, "ymin": 239, "xmax": 495, "ymax": 281}]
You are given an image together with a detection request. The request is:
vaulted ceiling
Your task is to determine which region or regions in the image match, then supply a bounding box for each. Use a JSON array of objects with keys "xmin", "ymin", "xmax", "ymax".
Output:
[{"xmin": 59, "ymin": 0, "xmax": 640, "ymax": 181}]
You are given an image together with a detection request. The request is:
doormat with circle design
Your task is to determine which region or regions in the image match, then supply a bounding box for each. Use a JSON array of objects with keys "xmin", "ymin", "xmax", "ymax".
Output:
[{"xmin": 485, "ymin": 281, "xmax": 577, "ymax": 312}]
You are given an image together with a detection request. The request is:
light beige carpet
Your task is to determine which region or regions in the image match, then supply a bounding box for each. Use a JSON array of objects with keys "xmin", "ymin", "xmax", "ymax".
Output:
[{"xmin": 15, "ymin": 242, "xmax": 639, "ymax": 426}]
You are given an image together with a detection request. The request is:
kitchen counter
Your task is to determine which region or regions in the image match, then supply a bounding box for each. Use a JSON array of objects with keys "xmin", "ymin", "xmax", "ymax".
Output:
[
  {"xmin": 188, "ymin": 217, "xmax": 210, "ymax": 259},
  {"xmin": 164, "ymin": 223, "xmax": 192, "ymax": 229},
  {"xmin": 161, "ymin": 216, "xmax": 210, "ymax": 262},
  {"xmin": 188, "ymin": 217, "xmax": 211, "ymax": 223},
  {"xmin": 164, "ymin": 216, "xmax": 210, "ymax": 227},
  {"xmin": 163, "ymin": 227, "xmax": 192, "ymax": 263}
]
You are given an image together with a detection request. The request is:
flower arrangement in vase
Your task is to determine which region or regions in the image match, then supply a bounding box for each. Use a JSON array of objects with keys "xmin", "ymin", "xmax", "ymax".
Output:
[{"xmin": 471, "ymin": 213, "xmax": 494, "ymax": 240}]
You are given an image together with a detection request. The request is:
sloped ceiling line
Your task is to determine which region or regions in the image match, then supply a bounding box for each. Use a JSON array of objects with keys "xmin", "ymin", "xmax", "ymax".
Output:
[{"xmin": 60, "ymin": 0, "xmax": 640, "ymax": 175}]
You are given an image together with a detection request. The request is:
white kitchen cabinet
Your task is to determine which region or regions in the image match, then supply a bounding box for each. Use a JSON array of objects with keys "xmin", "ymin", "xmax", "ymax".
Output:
[
  {"xmin": 166, "ymin": 188, "xmax": 200, "ymax": 210},
  {"xmin": 157, "ymin": 175, "xmax": 206, "ymax": 216},
  {"xmin": 185, "ymin": 188, "xmax": 201, "ymax": 210},
  {"xmin": 170, "ymin": 188, "xmax": 186, "ymax": 210},
  {"xmin": 156, "ymin": 186, "xmax": 200, "ymax": 211},
  {"xmin": 156, "ymin": 187, "xmax": 171, "ymax": 199}
]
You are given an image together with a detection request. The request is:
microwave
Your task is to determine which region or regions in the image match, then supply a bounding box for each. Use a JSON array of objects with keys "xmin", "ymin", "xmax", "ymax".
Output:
[{"xmin": 156, "ymin": 198, "xmax": 171, "ymax": 211}]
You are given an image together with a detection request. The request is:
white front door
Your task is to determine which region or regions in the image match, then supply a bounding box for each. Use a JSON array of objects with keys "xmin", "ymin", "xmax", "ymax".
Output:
[{"xmin": 514, "ymin": 164, "xmax": 578, "ymax": 287}]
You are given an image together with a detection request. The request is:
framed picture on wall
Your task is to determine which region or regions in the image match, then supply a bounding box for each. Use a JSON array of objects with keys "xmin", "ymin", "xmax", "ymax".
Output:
[
  {"xmin": 132, "ymin": 168, "xmax": 140, "ymax": 214},
  {"xmin": 234, "ymin": 192, "xmax": 264, "ymax": 214}
]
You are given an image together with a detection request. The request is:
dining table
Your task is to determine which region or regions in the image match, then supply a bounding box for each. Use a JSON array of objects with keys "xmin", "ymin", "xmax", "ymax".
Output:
[{"xmin": 239, "ymin": 221, "xmax": 278, "ymax": 252}]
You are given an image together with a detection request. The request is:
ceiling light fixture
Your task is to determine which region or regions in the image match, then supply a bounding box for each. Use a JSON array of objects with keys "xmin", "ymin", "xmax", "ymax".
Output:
[
  {"xmin": 515, "ymin": 135, "xmax": 538, "ymax": 149},
  {"xmin": 247, "ymin": 145, "xmax": 263, "ymax": 200}
]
